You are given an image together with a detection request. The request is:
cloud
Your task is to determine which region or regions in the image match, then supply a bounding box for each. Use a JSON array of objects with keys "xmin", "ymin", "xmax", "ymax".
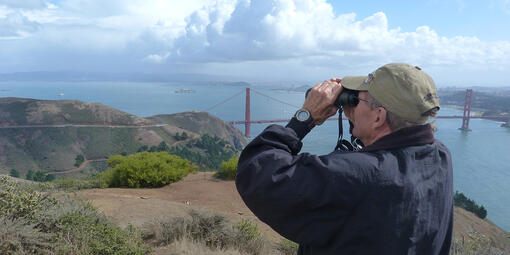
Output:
[
  {"xmin": 504, "ymin": 0, "xmax": 510, "ymax": 14},
  {"xmin": 0, "ymin": 9, "xmax": 41, "ymax": 39},
  {"xmin": 0, "ymin": 0, "xmax": 509, "ymax": 85},
  {"xmin": 163, "ymin": 0, "xmax": 510, "ymax": 70},
  {"xmin": 0, "ymin": 0, "xmax": 47, "ymax": 9}
]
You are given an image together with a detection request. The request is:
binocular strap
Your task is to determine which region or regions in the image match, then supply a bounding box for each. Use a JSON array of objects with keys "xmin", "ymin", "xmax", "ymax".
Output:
[{"xmin": 335, "ymin": 108, "xmax": 363, "ymax": 151}]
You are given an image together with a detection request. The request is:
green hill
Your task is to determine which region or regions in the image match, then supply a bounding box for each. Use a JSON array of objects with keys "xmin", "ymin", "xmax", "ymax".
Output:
[
  {"xmin": 0, "ymin": 98, "xmax": 247, "ymax": 176},
  {"xmin": 0, "ymin": 97, "xmax": 149, "ymax": 125}
]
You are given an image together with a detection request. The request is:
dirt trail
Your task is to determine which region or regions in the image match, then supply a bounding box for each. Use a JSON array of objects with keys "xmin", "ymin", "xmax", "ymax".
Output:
[
  {"xmin": 78, "ymin": 172, "xmax": 282, "ymax": 242},
  {"xmin": 48, "ymin": 158, "xmax": 107, "ymax": 175}
]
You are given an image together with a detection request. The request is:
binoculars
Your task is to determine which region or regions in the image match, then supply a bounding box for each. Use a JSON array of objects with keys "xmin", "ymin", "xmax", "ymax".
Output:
[{"xmin": 306, "ymin": 88, "xmax": 360, "ymax": 108}]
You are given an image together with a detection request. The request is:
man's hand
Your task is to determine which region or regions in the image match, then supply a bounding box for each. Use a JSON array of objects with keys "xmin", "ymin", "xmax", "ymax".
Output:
[{"xmin": 302, "ymin": 78, "xmax": 343, "ymax": 125}]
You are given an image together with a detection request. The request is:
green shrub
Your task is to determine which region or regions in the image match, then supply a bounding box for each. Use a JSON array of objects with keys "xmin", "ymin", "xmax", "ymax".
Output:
[
  {"xmin": 74, "ymin": 154, "xmax": 85, "ymax": 167},
  {"xmin": 24, "ymin": 170, "xmax": 54, "ymax": 182},
  {"xmin": 235, "ymin": 219, "xmax": 266, "ymax": 254},
  {"xmin": 277, "ymin": 238, "xmax": 299, "ymax": 255},
  {"xmin": 454, "ymin": 191, "xmax": 488, "ymax": 219},
  {"xmin": 53, "ymin": 212, "xmax": 148, "ymax": 255},
  {"xmin": 169, "ymin": 134, "xmax": 236, "ymax": 169},
  {"xmin": 214, "ymin": 156, "xmax": 239, "ymax": 180},
  {"xmin": 0, "ymin": 175, "xmax": 57, "ymax": 222},
  {"xmin": 0, "ymin": 217, "xmax": 53, "ymax": 254},
  {"xmin": 9, "ymin": 169, "xmax": 19, "ymax": 178},
  {"xmin": 25, "ymin": 170, "xmax": 35, "ymax": 180},
  {"xmin": 100, "ymin": 152, "xmax": 196, "ymax": 188},
  {"xmin": 0, "ymin": 175, "xmax": 151, "ymax": 255}
]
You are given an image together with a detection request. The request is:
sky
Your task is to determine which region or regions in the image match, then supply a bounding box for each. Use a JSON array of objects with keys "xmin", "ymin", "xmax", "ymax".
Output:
[{"xmin": 0, "ymin": 0, "xmax": 509, "ymax": 86}]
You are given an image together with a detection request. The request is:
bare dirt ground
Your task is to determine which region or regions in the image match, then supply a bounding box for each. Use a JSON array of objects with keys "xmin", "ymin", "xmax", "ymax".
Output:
[
  {"xmin": 78, "ymin": 172, "xmax": 282, "ymax": 242},
  {"xmin": 78, "ymin": 172, "xmax": 510, "ymax": 253}
]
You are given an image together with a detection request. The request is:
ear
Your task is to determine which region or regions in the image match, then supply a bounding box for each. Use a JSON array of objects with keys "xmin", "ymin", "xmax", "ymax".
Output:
[{"xmin": 372, "ymin": 107, "xmax": 387, "ymax": 129}]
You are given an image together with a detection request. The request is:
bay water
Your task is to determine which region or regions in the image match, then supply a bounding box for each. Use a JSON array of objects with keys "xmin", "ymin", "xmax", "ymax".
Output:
[{"xmin": 1, "ymin": 81, "xmax": 509, "ymax": 231}]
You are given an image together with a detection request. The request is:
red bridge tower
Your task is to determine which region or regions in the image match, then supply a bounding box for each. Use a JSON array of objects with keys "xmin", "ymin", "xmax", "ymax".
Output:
[
  {"xmin": 245, "ymin": 88, "xmax": 251, "ymax": 137},
  {"xmin": 459, "ymin": 89, "xmax": 473, "ymax": 131}
]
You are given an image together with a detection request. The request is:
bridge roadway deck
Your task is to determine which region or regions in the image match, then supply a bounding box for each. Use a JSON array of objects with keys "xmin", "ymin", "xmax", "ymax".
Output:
[{"xmin": 229, "ymin": 116, "xmax": 510, "ymax": 125}]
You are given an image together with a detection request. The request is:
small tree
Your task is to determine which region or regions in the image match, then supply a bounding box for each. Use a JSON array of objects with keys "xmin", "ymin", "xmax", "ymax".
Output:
[
  {"xmin": 454, "ymin": 191, "xmax": 488, "ymax": 219},
  {"xmin": 9, "ymin": 169, "xmax": 20, "ymax": 178},
  {"xmin": 45, "ymin": 174, "xmax": 56, "ymax": 182},
  {"xmin": 157, "ymin": 141, "xmax": 169, "ymax": 152},
  {"xmin": 25, "ymin": 170, "xmax": 35, "ymax": 180},
  {"xmin": 33, "ymin": 171, "xmax": 46, "ymax": 182},
  {"xmin": 137, "ymin": 145, "xmax": 148, "ymax": 152},
  {"xmin": 74, "ymin": 154, "xmax": 85, "ymax": 167},
  {"xmin": 214, "ymin": 156, "xmax": 239, "ymax": 180}
]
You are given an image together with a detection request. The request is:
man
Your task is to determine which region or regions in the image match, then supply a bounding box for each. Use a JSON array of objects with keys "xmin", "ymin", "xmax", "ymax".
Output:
[{"xmin": 236, "ymin": 63, "xmax": 453, "ymax": 255}]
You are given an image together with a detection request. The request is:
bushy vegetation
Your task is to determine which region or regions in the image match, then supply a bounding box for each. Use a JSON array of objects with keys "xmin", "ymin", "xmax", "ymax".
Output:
[
  {"xmin": 214, "ymin": 156, "xmax": 239, "ymax": 180},
  {"xmin": 74, "ymin": 154, "xmax": 85, "ymax": 167},
  {"xmin": 142, "ymin": 210, "xmax": 268, "ymax": 255},
  {"xmin": 0, "ymin": 175, "xmax": 150, "ymax": 254},
  {"xmin": 454, "ymin": 191, "xmax": 488, "ymax": 219},
  {"xmin": 136, "ymin": 134, "xmax": 237, "ymax": 170},
  {"xmin": 169, "ymin": 134, "xmax": 236, "ymax": 169},
  {"xmin": 9, "ymin": 169, "xmax": 19, "ymax": 178},
  {"xmin": 277, "ymin": 238, "xmax": 299, "ymax": 255},
  {"xmin": 174, "ymin": 132, "xmax": 189, "ymax": 141},
  {"xmin": 25, "ymin": 170, "xmax": 55, "ymax": 182},
  {"xmin": 100, "ymin": 152, "xmax": 196, "ymax": 188}
]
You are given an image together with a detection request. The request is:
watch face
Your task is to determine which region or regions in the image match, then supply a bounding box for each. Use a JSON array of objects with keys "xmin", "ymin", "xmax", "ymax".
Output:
[{"xmin": 296, "ymin": 109, "xmax": 310, "ymax": 121}]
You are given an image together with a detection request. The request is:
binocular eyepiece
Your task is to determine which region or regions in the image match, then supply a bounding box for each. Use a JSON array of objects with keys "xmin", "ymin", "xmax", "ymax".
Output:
[{"xmin": 306, "ymin": 88, "xmax": 360, "ymax": 108}]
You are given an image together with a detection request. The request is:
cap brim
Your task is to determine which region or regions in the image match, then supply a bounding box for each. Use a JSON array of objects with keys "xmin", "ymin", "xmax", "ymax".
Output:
[{"xmin": 342, "ymin": 76, "xmax": 369, "ymax": 91}]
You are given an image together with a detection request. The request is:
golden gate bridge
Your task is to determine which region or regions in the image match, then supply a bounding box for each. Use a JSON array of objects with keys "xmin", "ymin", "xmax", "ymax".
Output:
[{"xmin": 206, "ymin": 88, "xmax": 510, "ymax": 137}]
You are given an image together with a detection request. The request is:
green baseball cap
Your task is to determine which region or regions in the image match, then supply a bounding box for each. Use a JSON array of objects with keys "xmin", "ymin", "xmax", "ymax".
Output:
[{"xmin": 342, "ymin": 63, "xmax": 440, "ymax": 124}]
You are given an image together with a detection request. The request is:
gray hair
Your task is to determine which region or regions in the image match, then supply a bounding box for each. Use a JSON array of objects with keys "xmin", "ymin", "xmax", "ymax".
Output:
[{"xmin": 365, "ymin": 93, "xmax": 438, "ymax": 132}]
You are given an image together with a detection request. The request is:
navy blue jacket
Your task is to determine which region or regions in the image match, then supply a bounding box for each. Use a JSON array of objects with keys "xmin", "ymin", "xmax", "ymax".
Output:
[{"xmin": 236, "ymin": 121, "xmax": 453, "ymax": 255}]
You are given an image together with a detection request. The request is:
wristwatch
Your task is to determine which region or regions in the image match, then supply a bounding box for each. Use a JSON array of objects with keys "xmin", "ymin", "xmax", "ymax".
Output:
[{"xmin": 294, "ymin": 108, "xmax": 314, "ymax": 127}]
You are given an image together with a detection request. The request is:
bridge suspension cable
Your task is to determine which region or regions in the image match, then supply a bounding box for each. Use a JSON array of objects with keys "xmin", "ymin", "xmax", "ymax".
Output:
[
  {"xmin": 251, "ymin": 89, "xmax": 301, "ymax": 109},
  {"xmin": 204, "ymin": 89, "xmax": 245, "ymax": 111}
]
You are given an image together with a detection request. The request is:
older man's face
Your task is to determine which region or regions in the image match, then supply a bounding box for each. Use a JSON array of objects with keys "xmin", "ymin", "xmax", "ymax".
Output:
[{"xmin": 343, "ymin": 91, "xmax": 381, "ymax": 146}]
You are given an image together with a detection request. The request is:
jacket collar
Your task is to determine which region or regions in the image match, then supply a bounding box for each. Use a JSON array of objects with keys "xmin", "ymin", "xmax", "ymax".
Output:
[{"xmin": 361, "ymin": 124, "xmax": 435, "ymax": 152}]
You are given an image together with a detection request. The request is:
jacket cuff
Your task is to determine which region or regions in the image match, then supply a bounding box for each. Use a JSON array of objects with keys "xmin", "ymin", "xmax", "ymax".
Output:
[{"xmin": 286, "ymin": 117, "xmax": 313, "ymax": 140}]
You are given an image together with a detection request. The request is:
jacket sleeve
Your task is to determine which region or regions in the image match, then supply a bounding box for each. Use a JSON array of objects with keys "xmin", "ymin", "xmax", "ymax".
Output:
[{"xmin": 235, "ymin": 124, "xmax": 367, "ymax": 246}]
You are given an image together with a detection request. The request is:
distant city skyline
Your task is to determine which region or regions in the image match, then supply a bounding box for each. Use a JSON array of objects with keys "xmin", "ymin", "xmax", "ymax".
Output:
[{"xmin": 0, "ymin": 0, "xmax": 509, "ymax": 86}]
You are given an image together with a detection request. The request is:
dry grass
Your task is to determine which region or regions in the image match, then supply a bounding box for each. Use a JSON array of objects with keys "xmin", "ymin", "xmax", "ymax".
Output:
[
  {"xmin": 142, "ymin": 209, "xmax": 276, "ymax": 255},
  {"xmin": 451, "ymin": 231, "xmax": 506, "ymax": 255},
  {"xmin": 158, "ymin": 237, "xmax": 247, "ymax": 255}
]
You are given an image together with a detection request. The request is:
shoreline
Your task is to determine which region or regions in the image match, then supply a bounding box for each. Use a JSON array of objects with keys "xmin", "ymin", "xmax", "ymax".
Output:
[
  {"xmin": 442, "ymin": 105, "xmax": 509, "ymax": 128},
  {"xmin": 442, "ymin": 105, "xmax": 484, "ymax": 116}
]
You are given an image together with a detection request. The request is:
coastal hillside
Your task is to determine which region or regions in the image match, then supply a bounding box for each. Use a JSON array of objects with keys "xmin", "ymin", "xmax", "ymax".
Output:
[
  {"xmin": 148, "ymin": 111, "xmax": 245, "ymax": 150},
  {"xmin": 0, "ymin": 98, "xmax": 247, "ymax": 175},
  {"xmin": 438, "ymin": 89, "xmax": 510, "ymax": 118},
  {"xmin": 0, "ymin": 97, "xmax": 149, "ymax": 125}
]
